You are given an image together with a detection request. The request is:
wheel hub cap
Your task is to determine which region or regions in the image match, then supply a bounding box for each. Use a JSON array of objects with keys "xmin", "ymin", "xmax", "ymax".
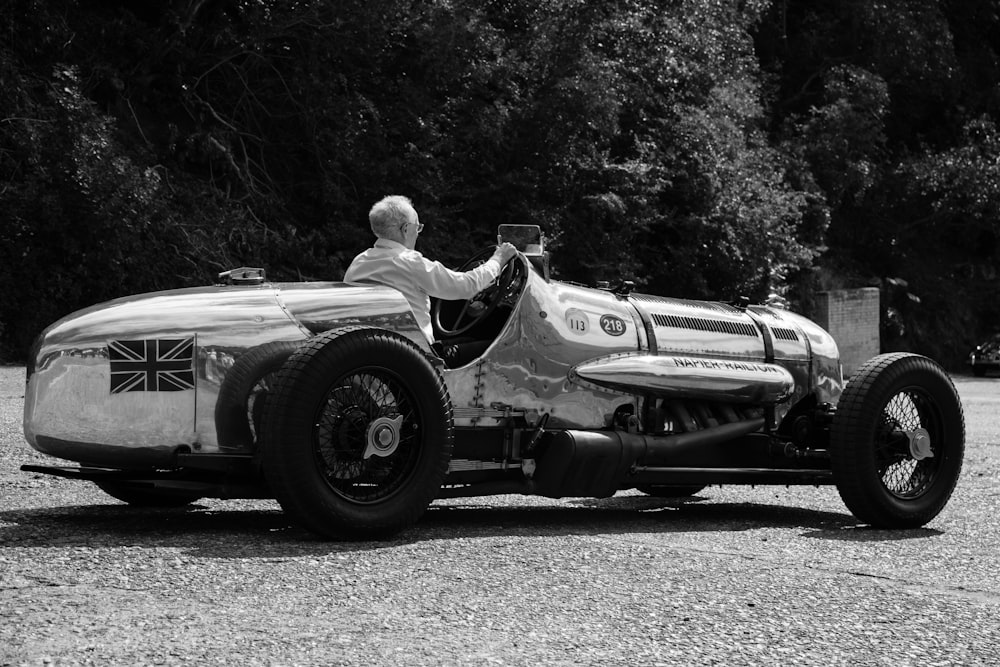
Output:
[
  {"xmin": 363, "ymin": 415, "xmax": 404, "ymax": 459},
  {"xmin": 907, "ymin": 427, "xmax": 934, "ymax": 460}
]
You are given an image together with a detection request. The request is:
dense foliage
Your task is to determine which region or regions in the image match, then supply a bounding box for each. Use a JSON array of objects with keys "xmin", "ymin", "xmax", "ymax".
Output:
[{"xmin": 2, "ymin": 0, "xmax": 999, "ymax": 366}]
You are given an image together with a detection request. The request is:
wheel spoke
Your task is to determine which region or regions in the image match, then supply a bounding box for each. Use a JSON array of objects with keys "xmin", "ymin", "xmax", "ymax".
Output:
[
  {"xmin": 312, "ymin": 370, "xmax": 421, "ymax": 503},
  {"xmin": 875, "ymin": 388, "xmax": 940, "ymax": 499}
]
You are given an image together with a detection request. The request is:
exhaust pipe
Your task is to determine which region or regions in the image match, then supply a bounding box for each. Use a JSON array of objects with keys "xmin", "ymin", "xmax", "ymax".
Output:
[{"xmin": 530, "ymin": 419, "xmax": 765, "ymax": 498}]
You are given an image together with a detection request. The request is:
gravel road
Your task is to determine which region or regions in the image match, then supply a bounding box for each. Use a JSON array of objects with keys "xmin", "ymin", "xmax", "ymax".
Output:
[{"xmin": 2, "ymin": 365, "xmax": 999, "ymax": 666}]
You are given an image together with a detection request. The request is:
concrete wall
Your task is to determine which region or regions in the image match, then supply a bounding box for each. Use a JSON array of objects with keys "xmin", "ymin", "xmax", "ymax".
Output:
[{"xmin": 814, "ymin": 288, "xmax": 880, "ymax": 378}]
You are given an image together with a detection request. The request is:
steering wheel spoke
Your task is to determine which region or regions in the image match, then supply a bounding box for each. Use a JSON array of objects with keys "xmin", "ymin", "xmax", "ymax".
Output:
[{"xmin": 451, "ymin": 301, "xmax": 474, "ymax": 330}]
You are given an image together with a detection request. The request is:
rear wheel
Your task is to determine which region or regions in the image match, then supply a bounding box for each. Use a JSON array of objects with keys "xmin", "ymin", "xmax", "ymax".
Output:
[
  {"xmin": 261, "ymin": 327, "xmax": 453, "ymax": 539},
  {"xmin": 831, "ymin": 353, "xmax": 964, "ymax": 528},
  {"xmin": 214, "ymin": 341, "xmax": 301, "ymax": 451}
]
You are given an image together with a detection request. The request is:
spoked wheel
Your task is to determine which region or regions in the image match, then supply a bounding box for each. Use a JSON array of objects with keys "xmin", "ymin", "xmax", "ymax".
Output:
[
  {"xmin": 261, "ymin": 327, "xmax": 453, "ymax": 539},
  {"xmin": 314, "ymin": 371, "xmax": 423, "ymax": 503},
  {"xmin": 831, "ymin": 353, "xmax": 964, "ymax": 528}
]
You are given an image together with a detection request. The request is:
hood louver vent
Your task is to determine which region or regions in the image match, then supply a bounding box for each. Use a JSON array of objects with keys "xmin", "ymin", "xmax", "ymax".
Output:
[
  {"xmin": 771, "ymin": 327, "xmax": 799, "ymax": 341},
  {"xmin": 651, "ymin": 313, "xmax": 758, "ymax": 337}
]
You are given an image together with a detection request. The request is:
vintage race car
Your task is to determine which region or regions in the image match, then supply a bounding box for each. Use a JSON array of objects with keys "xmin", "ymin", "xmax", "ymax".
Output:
[
  {"xmin": 967, "ymin": 333, "xmax": 1000, "ymax": 377},
  {"xmin": 22, "ymin": 225, "xmax": 965, "ymax": 538}
]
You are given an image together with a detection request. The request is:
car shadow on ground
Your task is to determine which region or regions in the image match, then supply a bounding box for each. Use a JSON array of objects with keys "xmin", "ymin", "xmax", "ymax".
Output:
[
  {"xmin": 0, "ymin": 494, "xmax": 942, "ymax": 556},
  {"xmin": 426, "ymin": 498, "xmax": 942, "ymax": 542}
]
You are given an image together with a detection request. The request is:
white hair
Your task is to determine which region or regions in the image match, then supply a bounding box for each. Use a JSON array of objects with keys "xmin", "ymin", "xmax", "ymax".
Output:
[{"xmin": 369, "ymin": 195, "xmax": 416, "ymax": 239}]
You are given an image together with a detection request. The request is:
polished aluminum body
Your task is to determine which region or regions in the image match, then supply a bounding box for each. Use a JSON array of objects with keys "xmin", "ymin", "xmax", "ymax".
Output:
[
  {"xmin": 24, "ymin": 253, "xmax": 843, "ymax": 467},
  {"xmin": 24, "ymin": 283, "xmax": 425, "ymax": 464},
  {"xmin": 443, "ymin": 268, "xmax": 841, "ymax": 432},
  {"xmin": 444, "ymin": 271, "xmax": 642, "ymax": 429}
]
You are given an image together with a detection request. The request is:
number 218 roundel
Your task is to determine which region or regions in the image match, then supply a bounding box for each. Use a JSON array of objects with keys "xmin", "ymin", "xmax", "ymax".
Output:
[{"xmin": 600, "ymin": 314, "xmax": 626, "ymax": 336}]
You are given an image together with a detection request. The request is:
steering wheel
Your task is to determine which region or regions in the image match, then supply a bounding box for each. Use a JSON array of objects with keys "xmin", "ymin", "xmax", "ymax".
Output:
[{"xmin": 432, "ymin": 248, "xmax": 521, "ymax": 338}]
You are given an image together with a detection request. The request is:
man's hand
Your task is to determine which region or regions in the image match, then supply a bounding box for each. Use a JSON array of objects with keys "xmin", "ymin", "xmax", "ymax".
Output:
[{"xmin": 491, "ymin": 242, "xmax": 518, "ymax": 266}]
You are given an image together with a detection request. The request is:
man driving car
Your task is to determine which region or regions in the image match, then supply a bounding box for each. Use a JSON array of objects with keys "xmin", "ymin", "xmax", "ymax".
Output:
[{"xmin": 344, "ymin": 195, "xmax": 518, "ymax": 355}]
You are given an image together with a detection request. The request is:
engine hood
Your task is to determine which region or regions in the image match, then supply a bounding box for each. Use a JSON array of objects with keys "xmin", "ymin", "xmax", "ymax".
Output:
[{"xmin": 623, "ymin": 293, "xmax": 842, "ymax": 406}]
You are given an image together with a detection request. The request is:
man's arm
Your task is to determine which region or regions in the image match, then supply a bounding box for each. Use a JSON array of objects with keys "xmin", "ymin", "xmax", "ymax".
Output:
[{"xmin": 412, "ymin": 243, "xmax": 518, "ymax": 300}]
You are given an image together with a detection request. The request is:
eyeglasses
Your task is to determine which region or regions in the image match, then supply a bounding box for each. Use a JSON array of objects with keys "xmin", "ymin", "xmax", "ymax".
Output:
[{"xmin": 402, "ymin": 220, "xmax": 424, "ymax": 233}]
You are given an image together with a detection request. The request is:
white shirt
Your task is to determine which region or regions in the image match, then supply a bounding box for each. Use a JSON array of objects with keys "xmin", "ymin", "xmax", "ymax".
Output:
[{"xmin": 344, "ymin": 239, "xmax": 501, "ymax": 342}]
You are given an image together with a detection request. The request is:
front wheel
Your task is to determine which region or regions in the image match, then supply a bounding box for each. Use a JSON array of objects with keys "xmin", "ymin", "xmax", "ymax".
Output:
[
  {"xmin": 260, "ymin": 327, "xmax": 454, "ymax": 539},
  {"xmin": 831, "ymin": 353, "xmax": 964, "ymax": 528}
]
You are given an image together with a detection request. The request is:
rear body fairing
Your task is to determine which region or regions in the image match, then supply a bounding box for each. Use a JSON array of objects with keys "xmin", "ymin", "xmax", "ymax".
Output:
[{"xmin": 23, "ymin": 282, "xmax": 424, "ymax": 465}]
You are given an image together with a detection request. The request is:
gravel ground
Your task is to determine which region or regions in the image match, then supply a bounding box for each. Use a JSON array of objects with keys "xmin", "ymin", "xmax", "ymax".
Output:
[{"xmin": 2, "ymin": 366, "xmax": 999, "ymax": 666}]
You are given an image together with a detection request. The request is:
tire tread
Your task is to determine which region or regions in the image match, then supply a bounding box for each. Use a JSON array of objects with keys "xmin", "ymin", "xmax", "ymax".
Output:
[
  {"xmin": 260, "ymin": 327, "xmax": 453, "ymax": 539},
  {"xmin": 831, "ymin": 353, "xmax": 964, "ymax": 528}
]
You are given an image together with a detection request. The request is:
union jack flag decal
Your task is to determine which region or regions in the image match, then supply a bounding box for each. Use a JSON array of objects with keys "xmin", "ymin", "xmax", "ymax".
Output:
[{"xmin": 108, "ymin": 338, "xmax": 195, "ymax": 393}]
